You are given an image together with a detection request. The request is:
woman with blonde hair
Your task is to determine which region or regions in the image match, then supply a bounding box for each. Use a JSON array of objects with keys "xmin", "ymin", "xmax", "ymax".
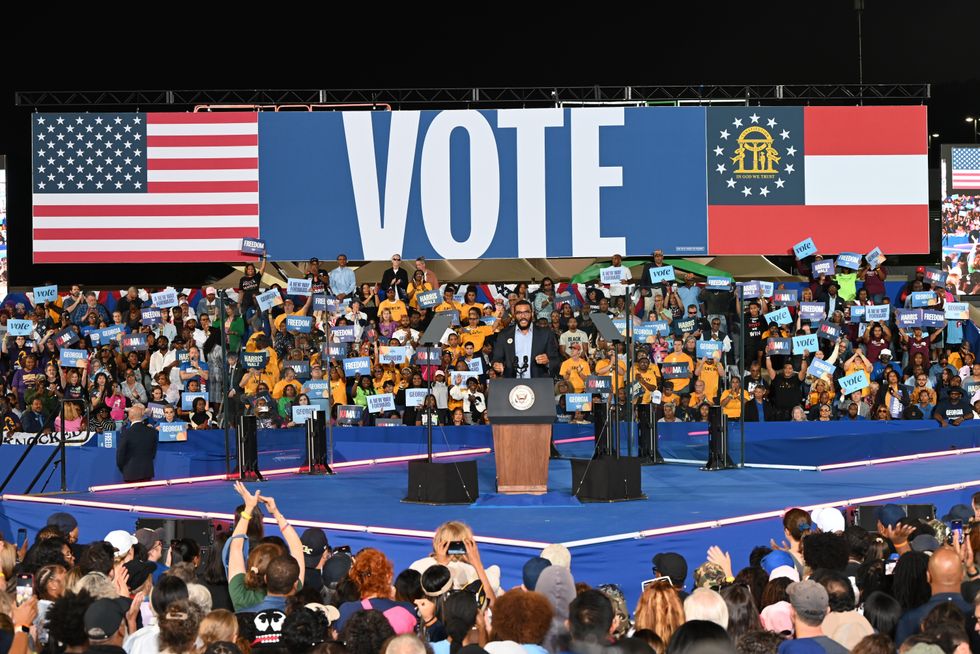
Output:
[
  {"xmin": 197, "ymin": 608, "xmax": 238, "ymax": 653},
  {"xmin": 409, "ymin": 521, "xmax": 498, "ymax": 603},
  {"xmin": 634, "ymin": 579, "xmax": 685, "ymax": 645}
]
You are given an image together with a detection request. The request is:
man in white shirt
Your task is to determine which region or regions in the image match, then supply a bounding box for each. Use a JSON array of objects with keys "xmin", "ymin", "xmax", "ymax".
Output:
[
  {"xmin": 148, "ymin": 337, "xmax": 178, "ymax": 380},
  {"xmin": 392, "ymin": 315, "xmax": 420, "ymax": 349},
  {"xmin": 607, "ymin": 253, "xmax": 633, "ymax": 297},
  {"xmin": 559, "ymin": 317, "xmax": 589, "ymax": 359}
]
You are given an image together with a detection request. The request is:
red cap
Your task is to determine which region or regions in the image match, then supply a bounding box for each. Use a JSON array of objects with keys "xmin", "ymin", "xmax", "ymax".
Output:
[{"xmin": 916, "ymin": 266, "xmax": 926, "ymax": 274}]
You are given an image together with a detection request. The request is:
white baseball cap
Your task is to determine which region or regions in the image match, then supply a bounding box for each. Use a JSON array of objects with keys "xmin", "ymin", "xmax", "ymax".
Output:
[
  {"xmin": 103, "ymin": 530, "xmax": 138, "ymax": 557},
  {"xmin": 811, "ymin": 507, "xmax": 846, "ymax": 534}
]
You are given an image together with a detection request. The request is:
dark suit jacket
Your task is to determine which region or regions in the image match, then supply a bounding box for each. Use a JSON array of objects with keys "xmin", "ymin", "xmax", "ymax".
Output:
[
  {"xmin": 823, "ymin": 295, "xmax": 844, "ymax": 316},
  {"xmin": 116, "ymin": 422, "xmax": 159, "ymax": 481},
  {"xmin": 491, "ymin": 325, "xmax": 560, "ymax": 378},
  {"xmin": 744, "ymin": 399, "xmax": 777, "ymax": 422}
]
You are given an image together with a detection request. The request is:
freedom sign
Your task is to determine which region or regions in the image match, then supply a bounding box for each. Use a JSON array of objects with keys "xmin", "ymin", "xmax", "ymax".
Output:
[{"xmin": 342, "ymin": 357, "xmax": 372, "ymax": 377}]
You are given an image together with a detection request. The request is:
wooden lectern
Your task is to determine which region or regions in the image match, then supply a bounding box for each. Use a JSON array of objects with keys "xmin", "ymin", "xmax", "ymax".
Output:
[{"xmin": 488, "ymin": 378, "xmax": 556, "ymax": 494}]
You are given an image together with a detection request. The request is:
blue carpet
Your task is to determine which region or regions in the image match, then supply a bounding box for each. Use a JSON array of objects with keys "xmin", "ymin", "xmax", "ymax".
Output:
[{"xmin": 471, "ymin": 492, "xmax": 582, "ymax": 509}]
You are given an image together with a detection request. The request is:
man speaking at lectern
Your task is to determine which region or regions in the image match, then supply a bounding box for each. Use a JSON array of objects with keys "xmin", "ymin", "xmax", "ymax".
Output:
[{"xmin": 492, "ymin": 300, "xmax": 560, "ymax": 379}]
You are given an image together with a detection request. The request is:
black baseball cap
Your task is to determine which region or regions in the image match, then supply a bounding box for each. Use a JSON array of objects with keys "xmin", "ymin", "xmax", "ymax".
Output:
[
  {"xmin": 84, "ymin": 598, "xmax": 130, "ymax": 640},
  {"xmin": 300, "ymin": 528, "xmax": 329, "ymax": 566},
  {"xmin": 653, "ymin": 552, "xmax": 688, "ymax": 587}
]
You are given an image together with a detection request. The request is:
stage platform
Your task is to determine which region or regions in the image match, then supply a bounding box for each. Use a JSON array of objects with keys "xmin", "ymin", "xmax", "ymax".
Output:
[
  {"xmin": 2, "ymin": 438, "xmax": 978, "ymax": 607},
  {"xmin": 4, "ymin": 422, "xmax": 979, "ymax": 493}
]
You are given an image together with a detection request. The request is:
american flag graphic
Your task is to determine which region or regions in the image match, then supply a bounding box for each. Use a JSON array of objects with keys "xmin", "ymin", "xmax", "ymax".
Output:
[
  {"xmin": 951, "ymin": 146, "xmax": 980, "ymax": 190},
  {"xmin": 32, "ymin": 112, "xmax": 258, "ymax": 263}
]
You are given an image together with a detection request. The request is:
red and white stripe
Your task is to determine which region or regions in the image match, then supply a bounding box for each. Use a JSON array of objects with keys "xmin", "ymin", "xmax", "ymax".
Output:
[
  {"xmin": 952, "ymin": 171, "xmax": 980, "ymax": 188},
  {"xmin": 709, "ymin": 106, "xmax": 929, "ymax": 255},
  {"xmin": 33, "ymin": 112, "xmax": 259, "ymax": 263}
]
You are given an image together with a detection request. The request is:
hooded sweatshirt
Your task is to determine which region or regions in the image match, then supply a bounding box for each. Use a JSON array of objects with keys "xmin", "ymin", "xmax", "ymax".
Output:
[{"xmin": 534, "ymin": 565, "xmax": 576, "ymax": 654}]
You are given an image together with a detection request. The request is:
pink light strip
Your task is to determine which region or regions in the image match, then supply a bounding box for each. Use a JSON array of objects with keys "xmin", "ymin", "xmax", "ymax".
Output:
[
  {"xmin": 637, "ymin": 478, "xmax": 980, "ymax": 539},
  {"xmin": 816, "ymin": 447, "xmax": 980, "ymax": 471},
  {"xmin": 87, "ymin": 448, "xmax": 493, "ymax": 492},
  {"xmin": 554, "ymin": 436, "xmax": 594, "ymax": 444},
  {"xmin": 0, "ymin": 495, "xmax": 546, "ymax": 548}
]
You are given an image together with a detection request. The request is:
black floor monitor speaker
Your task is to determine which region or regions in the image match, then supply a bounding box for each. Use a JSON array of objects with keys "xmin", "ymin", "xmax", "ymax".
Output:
[
  {"xmin": 135, "ymin": 517, "xmax": 231, "ymax": 562},
  {"xmin": 848, "ymin": 504, "xmax": 936, "ymax": 531},
  {"xmin": 571, "ymin": 457, "xmax": 645, "ymax": 502},
  {"xmin": 403, "ymin": 461, "xmax": 479, "ymax": 504}
]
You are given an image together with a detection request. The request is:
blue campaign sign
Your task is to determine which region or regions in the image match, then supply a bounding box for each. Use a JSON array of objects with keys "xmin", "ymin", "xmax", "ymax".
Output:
[
  {"xmin": 866, "ymin": 246, "xmax": 885, "ymax": 269},
  {"xmin": 331, "ymin": 325, "xmax": 356, "ymax": 342},
  {"xmin": 799, "ymin": 302, "xmax": 826, "ymax": 321},
  {"xmin": 151, "ymin": 289, "xmax": 178, "ymax": 309},
  {"xmin": 662, "ymin": 362, "xmax": 690, "ymax": 379},
  {"xmin": 945, "ymin": 302, "xmax": 969, "ymax": 320},
  {"xmin": 895, "ymin": 309, "xmax": 923, "ymax": 329},
  {"xmin": 739, "ymin": 282, "xmax": 760, "ymax": 299},
  {"xmin": 258, "ymin": 107, "xmax": 709, "ymax": 260},
  {"xmin": 864, "ymin": 305, "xmax": 891, "ymax": 322},
  {"xmin": 793, "ymin": 237, "xmax": 817, "ymax": 259},
  {"xmin": 759, "ymin": 281, "xmax": 775, "ymax": 297},
  {"xmin": 367, "ymin": 392, "xmax": 396, "ymax": 414},
  {"xmin": 585, "ymin": 376, "xmax": 612, "ymax": 393},
  {"xmin": 849, "ymin": 306, "xmax": 866, "ymax": 323},
  {"xmin": 921, "ymin": 309, "xmax": 945, "ymax": 328},
  {"xmin": 808, "ymin": 357, "xmax": 836, "ymax": 379},
  {"xmin": 241, "ymin": 237, "xmax": 266, "ymax": 256},
  {"xmin": 291, "ymin": 405, "xmax": 318, "ymax": 423},
  {"xmin": 764, "ymin": 307, "xmax": 792, "ymax": 325},
  {"xmin": 648, "ymin": 266, "xmax": 676, "ymax": 284},
  {"xmin": 342, "ymin": 356, "xmax": 372, "ymax": 377},
  {"xmin": 566, "ymin": 393, "xmax": 591, "ymax": 411},
  {"xmin": 157, "ymin": 422, "xmax": 188, "ymax": 443},
  {"xmin": 379, "ymin": 346, "xmax": 408, "ymax": 364},
  {"xmin": 241, "ymin": 350, "xmax": 269, "ymax": 370},
  {"xmin": 554, "ymin": 292, "xmax": 579, "ymax": 309},
  {"xmin": 910, "ymin": 292, "xmax": 933, "ymax": 308},
  {"xmin": 924, "ymin": 267, "xmax": 947, "ymax": 285},
  {"xmin": 255, "ymin": 289, "xmax": 282, "ymax": 312},
  {"xmin": 303, "ymin": 380, "xmax": 332, "ymax": 400},
  {"xmin": 415, "ymin": 347, "xmax": 442, "ymax": 365},
  {"xmin": 59, "ymin": 348, "xmax": 88, "ymax": 368},
  {"xmin": 839, "ymin": 371, "xmax": 870, "ymax": 395},
  {"xmin": 633, "ymin": 324, "xmax": 655, "ymax": 341},
  {"xmin": 765, "ymin": 338, "xmax": 791, "ymax": 356},
  {"xmin": 811, "ymin": 259, "xmax": 836, "ymax": 277},
  {"xmin": 95, "ymin": 325, "xmax": 126, "ymax": 346},
  {"xmin": 467, "ymin": 357, "xmax": 484, "ymax": 374},
  {"xmin": 287, "ymin": 278, "xmax": 312, "ymax": 296},
  {"xmin": 33, "ymin": 285, "xmax": 58, "ymax": 303},
  {"xmin": 773, "ymin": 290, "xmax": 798, "ymax": 307},
  {"xmin": 141, "ymin": 308, "xmax": 162, "ymax": 326},
  {"xmin": 54, "ymin": 327, "xmax": 79, "ymax": 348},
  {"xmin": 600, "ymin": 266, "xmax": 627, "ymax": 284},
  {"xmin": 612, "ymin": 318, "xmax": 628, "ymax": 335},
  {"xmin": 836, "ymin": 253, "xmax": 862, "ymax": 270},
  {"xmin": 98, "ymin": 432, "xmax": 116, "ymax": 449},
  {"xmin": 706, "ymin": 276, "xmax": 732, "ymax": 291},
  {"xmin": 675, "ymin": 318, "xmax": 697, "ymax": 334},
  {"xmin": 285, "ymin": 315, "xmax": 313, "ymax": 333},
  {"xmin": 416, "ymin": 290, "xmax": 440, "ymax": 309},
  {"xmin": 696, "ymin": 340, "xmax": 722, "ymax": 359},
  {"xmin": 181, "ymin": 392, "xmax": 208, "ymax": 411},
  {"xmin": 405, "ymin": 388, "xmax": 429, "ymax": 407},
  {"xmin": 122, "ymin": 333, "xmax": 148, "ymax": 352},
  {"xmin": 450, "ymin": 370, "xmax": 480, "ymax": 386},
  {"xmin": 480, "ymin": 316, "xmax": 497, "ymax": 325},
  {"xmin": 648, "ymin": 320, "xmax": 671, "ymax": 335},
  {"xmin": 792, "ymin": 333, "xmax": 818, "ymax": 355},
  {"xmin": 284, "ymin": 360, "xmax": 310, "ymax": 378},
  {"xmin": 8, "ymin": 320, "xmax": 33, "ymax": 336},
  {"xmin": 323, "ymin": 343, "xmax": 347, "ymax": 359},
  {"xmin": 337, "ymin": 405, "xmax": 364, "ymax": 425},
  {"xmin": 146, "ymin": 403, "xmax": 167, "ymax": 420},
  {"xmin": 175, "ymin": 349, "xmax": 190, "ymax": 364},
  {"xmin": 817, "ymin": 321, "xmax": 842, "ymax": 341},
  {"xmin": 312, "ymin": 294, "xmax": 328, "ymax": 312}
]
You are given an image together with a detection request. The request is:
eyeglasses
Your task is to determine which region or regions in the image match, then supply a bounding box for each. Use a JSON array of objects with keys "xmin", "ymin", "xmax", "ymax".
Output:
[{"xmin": 392, "ymin": 258, "xmax": 401, "ymax": 262}]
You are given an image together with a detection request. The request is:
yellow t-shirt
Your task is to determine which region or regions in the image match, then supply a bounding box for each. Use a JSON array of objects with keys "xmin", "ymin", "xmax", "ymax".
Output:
[
  {"xmin": 272, "ymin": 378, "xmax": 303, "ymax": 400},
  {"xmin": 331, "ymin": 379, "xmax": 348, "ymax": 406},
  {"xmin": 560, "ymin": 358, "xmax": 592, "ymax": 393},
  {"xmin": 435, "ymin": 300, "xmax": 463, "ymax": 314},
  {"xmin": 407, "ymin": 282, "xmax": 434, "ymax": 310},
  {"xmin": 460, "ymin": 325, "xmax": 494, "ymax": 352},
  {"xmin": 720, "ymin": 389, "xmax": 751, "ymax": 419},
  {"xmin": 631, "ymin": 366, "xmax": 660, "ymax": 403},
  {"xmin": 378, "ymin": 299, "xmax": 408, "ymax": 322},
  {"xmin": 698, "ymin": 363, "xmax": 721, "ymax": 402},
  {"xmin": 663, "ymin": 352, "xmax": 695, "ymax": 391},
  {"xmin": 595, "ymin": 358, "xmax": 627, "ymax": 389}
]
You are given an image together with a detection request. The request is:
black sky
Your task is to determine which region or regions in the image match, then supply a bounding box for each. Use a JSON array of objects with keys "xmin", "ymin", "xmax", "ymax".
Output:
[{"xmin": 2, "ymin": 1, "xmax": 976, "ymax": 285}]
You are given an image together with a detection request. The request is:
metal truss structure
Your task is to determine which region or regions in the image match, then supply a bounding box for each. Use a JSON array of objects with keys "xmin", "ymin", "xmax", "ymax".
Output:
[{"xmin": 16, "ymin": 84, "xmax": 930, "ymax": 110}]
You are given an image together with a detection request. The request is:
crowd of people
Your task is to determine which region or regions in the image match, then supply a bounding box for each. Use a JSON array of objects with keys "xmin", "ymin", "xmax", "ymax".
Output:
[
  {"xmin": 0, "ymin": 490, "xmax": 977, "ymax": 654},
  {"xmin": 0, "ymin": 249, "xmax": 975, "ymax": 440},
  {"xmin": 941, "ymin": 195, "xmax": 980, "ymax": 295}
]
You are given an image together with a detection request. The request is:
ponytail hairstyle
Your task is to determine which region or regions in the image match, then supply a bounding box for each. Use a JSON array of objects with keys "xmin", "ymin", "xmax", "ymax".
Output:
[
  {"xmin": 782, "ymin": 508, "xmax": 813, "ymax": 542},
  {"xmin": 244, "ymin": 543, "xmax": 284, "ymax": 590},
  {"xmin": 442, "ymin": 589, "xmax": 479, "ymax": 654}
]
